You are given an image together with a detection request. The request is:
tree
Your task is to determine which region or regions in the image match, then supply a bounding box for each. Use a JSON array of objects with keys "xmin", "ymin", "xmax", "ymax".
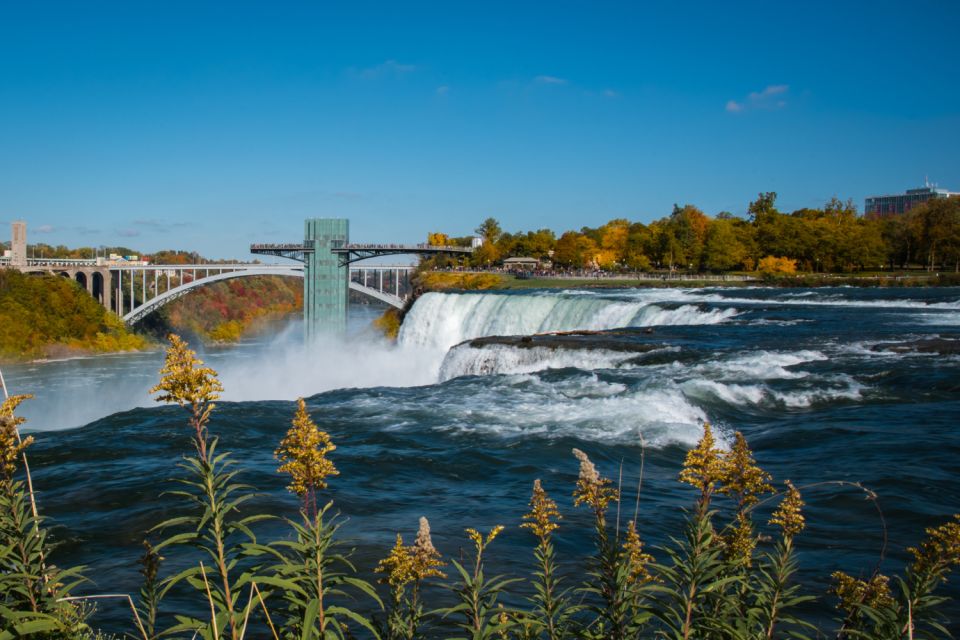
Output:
[
  {"xmin": 748, "ymin": 192, "xmax": 779, "ymax": 223},
  {"xmin": 427, "ymin": 232, "xmax": 449, "ymax": 246},
  {"xmin": 475, "ymin": 218, "xmax": 503, "ymax": 244},
  {"xmin": 703, "ymin": 219, "xmax": 746, "ymax": 272}
]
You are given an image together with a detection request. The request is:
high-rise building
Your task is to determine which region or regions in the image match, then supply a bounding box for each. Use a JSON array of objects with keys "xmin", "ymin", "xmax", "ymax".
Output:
[
  {"xmin": 865, "ymin": 184, "xmax": 958, "ymax": 217},
  {"xmin": 10, "ymin": 221, "xmax": 26, "ymax": 266}
]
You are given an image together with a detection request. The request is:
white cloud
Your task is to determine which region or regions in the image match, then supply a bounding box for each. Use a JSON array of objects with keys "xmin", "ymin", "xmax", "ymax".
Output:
[
  {"xmin": 354, "ymin": 59, "xmax": 417, "ymax": 79},
  {"xmin": 603, "ymin": 89, "xmax": 620, "ymax": 98},
  {"xmin": 534, "ymin": 75, "xmax": 567, "ymax": 85},
  {"xmin": 35, "ymin": 224, "xmax": 55, "ymax": 233},
  {"xmin": 435, "ymin": 85, "xmax": 450, "ymax": 95},
  {"xmin": 117, "ymin": 228, "xmax": 140, "ymax": 238},
  {"xmin": 726, "ymin": 84, "xmax": 790, "ymax": 113}
]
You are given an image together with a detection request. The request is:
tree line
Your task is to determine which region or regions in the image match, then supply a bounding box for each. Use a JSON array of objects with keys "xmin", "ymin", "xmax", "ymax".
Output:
[{"xmin": 428, "ymin": 192, "xmax": 960, "ymax": 273}]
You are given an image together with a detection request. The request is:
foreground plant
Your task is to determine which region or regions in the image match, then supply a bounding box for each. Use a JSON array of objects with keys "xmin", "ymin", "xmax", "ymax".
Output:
[
  {"xmin": 376, "ymin": 517, "xmax": 446, "ymax": 639},
  {"xmin": 833, "ymin": 513, "xmax": 960, "ymax": 639},
  {"xmin": 519, "ymin": 479, "xmax": 576, "ymax": 640},
  {"xmin": 253, "ymin": 397, "xmax": 378, "ymax": 639},
  {"xmin": 150, "ymin": 334, "xmax": 267, "ymax": 640},
  {"xmin": 441, "ymin": 525, "xmax": 515, "ymax": 640},
  {"xmin": 571, "ymin": 448, "xmax": 652, "ymax": 639},
  {"xmin": 0, "ymin": 394, "xmax": 89, "ymax": 637}
]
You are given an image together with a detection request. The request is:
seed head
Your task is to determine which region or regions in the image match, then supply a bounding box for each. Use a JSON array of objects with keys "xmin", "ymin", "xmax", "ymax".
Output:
[
  {"xmin": 413, "ymin": 516, "xmax": 446, "ymax": 580},
  {"xmin": 275, "ymin": 398, "xmax": 338, "ymax": 496}
]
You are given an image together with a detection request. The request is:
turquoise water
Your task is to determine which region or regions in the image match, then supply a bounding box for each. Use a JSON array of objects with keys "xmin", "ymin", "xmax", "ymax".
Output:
[{"xmin": 7, "ymin": 287, "xmax": 960, "ymax": 633}]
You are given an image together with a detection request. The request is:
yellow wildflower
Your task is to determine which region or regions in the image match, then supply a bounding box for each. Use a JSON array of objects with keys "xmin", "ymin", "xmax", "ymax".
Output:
[
  {"xmin": 769, "ymin": 480, "xmax": 805, "ymax": 538},
  {"xmin": 466, "ymin": 525, "xmax": 505, "ymax": 552},
  {"xmin": 572, "ymin": 448, "xmax": 619, "ymax": 514},
  {"xmin": 622, "ymin": 520, "xmax": 655, "ymax": 584},
  {"xmin": 718, "ymin": 431, "xmax": 772, "ymax": 507},
  {"xmin": 275, "ymin": 398, "xmax": 338, "ymax": 496},
  {"xmin": 831, "ymin": 571, "xmax": 894, "ymax": 613},
  {"xmin": 150, "ymin": 334, "xmax": 223, "ymax": 410},
  {"xmin": 908, "ymin": 514, "xmax": 960, "ymax": 579},
  {"xmin": 723, "ymin": 512, "xmax": 756, "ymax": 567},
  {"xmin": 376, "ymin": 519, "xmax": 445, "ymax": 588},
  {"xmin": 521, "ymin": 479, "xmax": 561, "ymax": 540},
  {"xmin": 678, "ymin": 423, "xmax": 725, "ymax": 496},
  {"xmin": 0, "ymin": 394, "xmax": 33, "ymax": 479},
  {"xmin": 376, "ymin": 533, "xmax": 416, "ymax": 588}
]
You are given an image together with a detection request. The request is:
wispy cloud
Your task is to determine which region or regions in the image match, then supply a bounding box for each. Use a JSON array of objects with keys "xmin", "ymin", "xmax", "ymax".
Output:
[
  {"xmin": 435, "ymin": 85, "xmax": 450, "ymax": 96},
  {"xmin": 603, "ymin": 89, "xmax": 620, "ymax": 98},
  {"xmin": 117, "ymin": 228, "xmax": 141, "ymax": 238},
  {"xmin": 35, "ymin": 224, "xmax": 55, "ymax": 234},
  {"xmin": 534, "ymin": 75, "xmax": 567, "ymax": 85},
  {"xmin": 352, "ymin": 59, "xmax": 417, "ymax": 79},
  {"xmin": 72, "ymin": 225, "xmax": 101, "ymax": 236},
  {"xmin": 726, "ymin": 84, "xmax": 789, "ymax": 113}
]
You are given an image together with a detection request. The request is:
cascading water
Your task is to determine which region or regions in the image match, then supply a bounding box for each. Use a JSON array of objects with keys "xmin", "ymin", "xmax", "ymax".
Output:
[{"xmin": 397, "ymin": 290, "xmax": 738, "ymax": 352}]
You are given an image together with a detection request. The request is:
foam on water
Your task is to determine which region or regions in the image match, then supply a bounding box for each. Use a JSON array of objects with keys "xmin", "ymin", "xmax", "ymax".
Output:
[{"xmin": 438, "ymin": 344, "xmax": 644, "ymax": 381}]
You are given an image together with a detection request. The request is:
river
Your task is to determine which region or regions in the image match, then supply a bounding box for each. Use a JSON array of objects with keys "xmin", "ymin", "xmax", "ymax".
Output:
[{"xmin": 5, "ymin": 286, "xmax": 960, "ymax": 633}]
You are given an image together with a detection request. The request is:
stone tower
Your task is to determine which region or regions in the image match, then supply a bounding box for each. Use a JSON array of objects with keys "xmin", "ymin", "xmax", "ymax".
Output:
[{"xmin": 10, "ymin": 221, "xmax": 26, "ymax": 266}]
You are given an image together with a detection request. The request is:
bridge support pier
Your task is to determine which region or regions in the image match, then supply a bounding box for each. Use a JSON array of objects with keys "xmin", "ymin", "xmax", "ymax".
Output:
[{"xmin": 303, "ymin": 218, "xmax": 349, "ymax": 340}]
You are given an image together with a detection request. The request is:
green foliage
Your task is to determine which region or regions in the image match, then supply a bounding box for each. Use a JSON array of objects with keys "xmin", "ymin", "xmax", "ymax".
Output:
[{"xmin": 0, "ymin": 270, "xmax": 146, "ymax": 361}]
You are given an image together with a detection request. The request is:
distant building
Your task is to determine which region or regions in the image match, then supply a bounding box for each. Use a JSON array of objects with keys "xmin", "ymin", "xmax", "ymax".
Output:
[
  {"xmin": 865, "ymin": 183, "xmax": 958, "ymax": 217},
  {"xmin": 502, "ymin": 256, "xmax": 540, "ymax": 271},
  {"xmin": 471, "ymin": 236, "xmax": 485, "ymax": 248},
  {"xmin": 10, "ymin": 221, "xmax": 26, "ymax": 266}
]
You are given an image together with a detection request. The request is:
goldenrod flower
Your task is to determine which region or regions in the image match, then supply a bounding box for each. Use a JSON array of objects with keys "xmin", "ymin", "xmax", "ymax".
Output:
[
  {"xmin": 377, "ymin": 517, "xmax": 446, "ymax": 588},
  {"xmin": 0, "ymin": 394, "xmax": 33, "ymax": 480},
  {"xmin": 678, "ymin": 423, "xmax": 725, "ymax": 496},
  {"xmin": 466, "ymin": 525, "xmax": 505, "ymax": 552},
  {"xmin": 908, "ymin": 514, "xmax": 960, "ymax": 580},
  {"xmin": 718, "ymin": 431, "xmax": 772, "ymax": 507},
  {"xmin": 521, "ymin": 479, "xmax": 561, "ymax": 540},
  {"xmin": 831, "ymin": 571, "xmax": 894, "ymax": 613},
  {"xmin": 769, "ymin": 480, "xmax": 805, "ymax": 538},
  {"xmin": 572, "ymin": 448, "xmax": 619, "ymax": 514},
  {"xmin": 723, "ymin": 512, "xmax": 756, "ymax": 567},
  {"xmin": 150, "ymin": 334, "xmax": 223, "ymax": 459},
  {"xmin": 622, "ymin": 520, "xmax": 655, "ymax": 584},
  {"xmin": 275, "ymin": 398, "xmax": 338, "ymax": 496},
  {"xmin": 376, "ymin": 533, "xmax": 416, "ymax": 588},
  {"xmin": 150, "ymin": 334, "xmax": 223, "ymax": 410}
]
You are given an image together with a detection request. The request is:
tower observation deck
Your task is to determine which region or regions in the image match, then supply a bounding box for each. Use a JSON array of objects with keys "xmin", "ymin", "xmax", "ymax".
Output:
[{"xmin": 251, "ymin": 218, "xmax": 473, "ymax": 339}]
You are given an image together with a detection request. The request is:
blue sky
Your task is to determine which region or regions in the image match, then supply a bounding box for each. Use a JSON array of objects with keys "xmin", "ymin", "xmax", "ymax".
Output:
[{"xmin": 1, "ymin": 0, "xmax": 958, "ymax": 258}]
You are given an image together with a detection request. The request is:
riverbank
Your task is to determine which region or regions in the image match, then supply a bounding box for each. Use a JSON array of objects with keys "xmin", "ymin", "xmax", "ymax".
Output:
[
  {"xmin": 0, "ymin": 270, "xmax": 149, "ymax": 363},
  {"xmin": 494, "ymin": 271, "xmax": 960, "ymax": 290}
]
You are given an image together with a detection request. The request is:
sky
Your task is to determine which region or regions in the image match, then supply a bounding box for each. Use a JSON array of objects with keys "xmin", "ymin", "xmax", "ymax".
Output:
[{"xmin": 1, "ymin": 0, "xmax": 958, "ymax": 258}]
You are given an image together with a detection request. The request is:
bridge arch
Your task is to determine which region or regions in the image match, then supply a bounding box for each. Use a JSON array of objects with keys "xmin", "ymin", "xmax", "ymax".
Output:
[{"xmin": 122, "ymin": 267, "xmax": 404, "ymax": 325}]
